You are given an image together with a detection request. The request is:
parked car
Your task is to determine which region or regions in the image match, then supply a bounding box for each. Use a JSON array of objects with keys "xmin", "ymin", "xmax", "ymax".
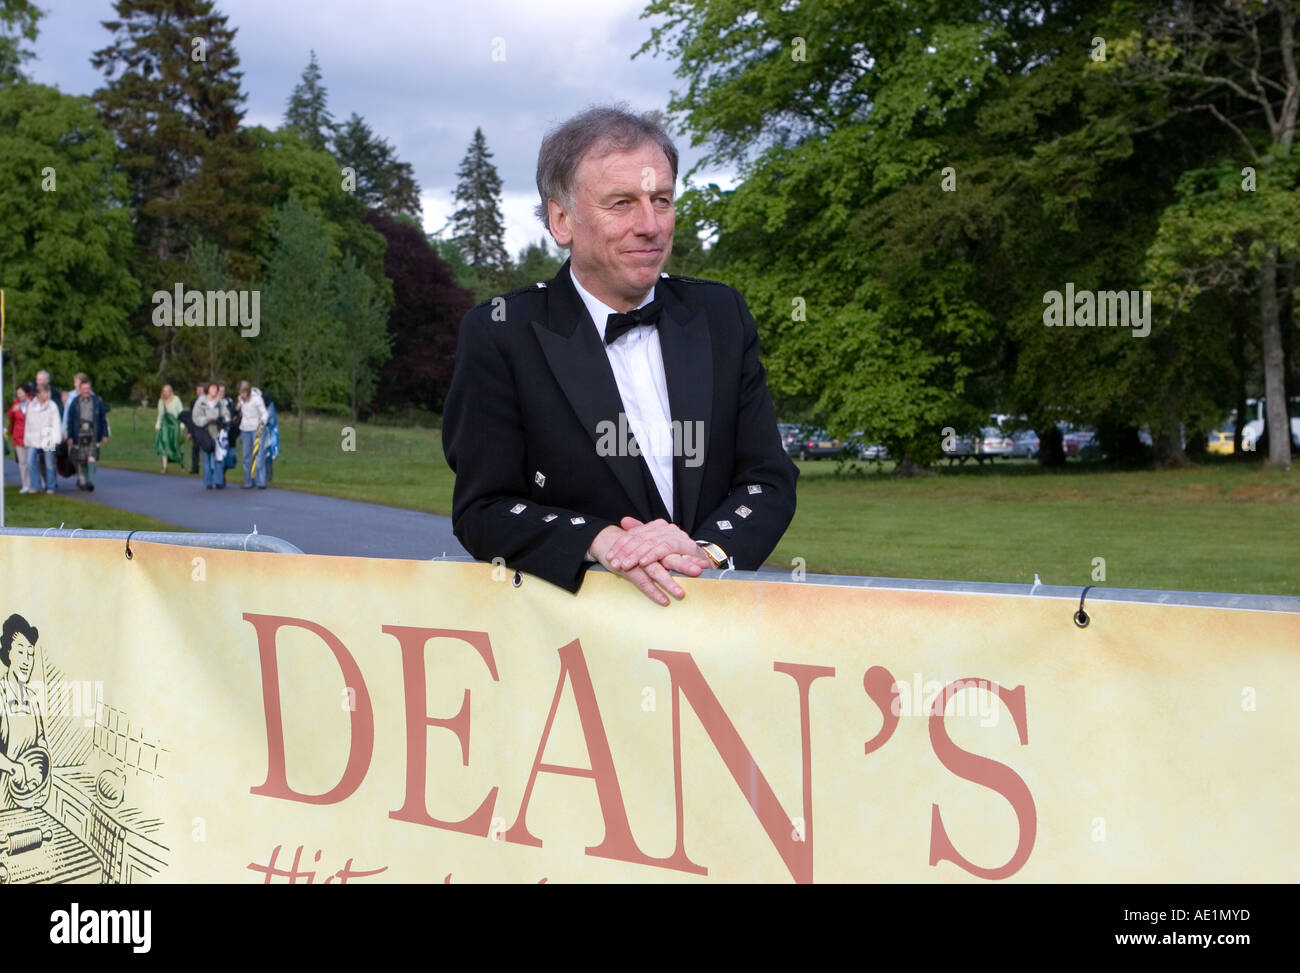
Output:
[
  {"xmin": 846, "ymin": 431, "xmax": 889, "ymax": 460},
  {"xmin": 1063, "ymin": 428, "xmax": 1096, "ymax": 456},
  {"xmin": 978, "ymin": 426, "xmax": 1014, "ymax": 458},
  {"xmin": 787, "ymin": 427, "xmax": 842, "ymax": 460},
  {"xmin": 1010, "ymin": 429, "xmax": 1040, "ymax": 459},
  {"xmin": 1207, "ymin": 424, "xmax": 1235, "ymax": 456},
  {"xmin": 942, "ymin": 433, "xmax": 980, "ymax": 463},
  {"xmin": 778, "ymin": 423, "xmax": 801, "ymax": 452}
]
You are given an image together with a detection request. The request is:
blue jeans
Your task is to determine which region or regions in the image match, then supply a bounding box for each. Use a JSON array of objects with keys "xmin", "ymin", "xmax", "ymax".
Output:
[
  {"xmin": 240, "ymin": 429, "xmax": 266, "ymax": 487},
  {"xmin": 201, "ymin": 448, "xmax": 225, "ymax": 487},
  {"xmin": 31, "ymin": 449, "xmax": 55, "ymax": 491}
]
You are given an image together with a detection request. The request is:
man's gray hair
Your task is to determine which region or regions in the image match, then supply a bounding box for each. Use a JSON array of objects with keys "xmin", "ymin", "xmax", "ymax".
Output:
[{"xmin": 535, "ymin": 105, "xmax": 679, "ymax": 234}]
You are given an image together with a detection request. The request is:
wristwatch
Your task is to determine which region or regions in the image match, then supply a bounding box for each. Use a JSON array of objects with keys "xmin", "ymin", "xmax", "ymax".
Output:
[{"xmin": 695, "ymin": 540, "xmax": 729, "ymax": 567}]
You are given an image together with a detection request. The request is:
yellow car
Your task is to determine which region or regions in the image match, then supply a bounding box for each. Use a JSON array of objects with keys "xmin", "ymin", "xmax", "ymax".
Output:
[{"xmin": 1207, "ymin": 427, "xmax": 1234, "ymax": 455}]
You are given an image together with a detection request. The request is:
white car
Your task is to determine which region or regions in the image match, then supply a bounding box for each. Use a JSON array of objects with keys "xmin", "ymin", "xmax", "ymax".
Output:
[{"xmin": 977, "ymin": 427, "xmax": 1014, "ymax": 457}]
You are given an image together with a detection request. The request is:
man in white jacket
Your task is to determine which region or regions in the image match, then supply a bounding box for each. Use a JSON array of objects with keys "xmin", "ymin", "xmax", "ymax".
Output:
[
  {"xmin": 236, "ymin": 381, "xmax": 268, "ymax": 489},
  {"xmin": 23, "ymin": 384, "xmax": 62, "ymax": 494}
]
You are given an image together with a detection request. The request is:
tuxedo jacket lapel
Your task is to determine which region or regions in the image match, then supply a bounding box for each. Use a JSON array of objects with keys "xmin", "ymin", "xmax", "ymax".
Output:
[
  {"xmin": 530, "ymin": 261, "xmax": 659, "ymax": 521},
  {"xmin": 656, "ymin": 289, "xmax": 712, "ymax": 533},
  {"xmin": 530, "ymin": 260, "xmax": 713, "ymax": 530}
]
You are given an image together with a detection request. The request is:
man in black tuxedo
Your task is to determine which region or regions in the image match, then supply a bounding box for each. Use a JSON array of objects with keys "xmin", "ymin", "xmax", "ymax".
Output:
[{"xmin": 442, "ymin": 106, "xmax": 797, "ymax": 604}]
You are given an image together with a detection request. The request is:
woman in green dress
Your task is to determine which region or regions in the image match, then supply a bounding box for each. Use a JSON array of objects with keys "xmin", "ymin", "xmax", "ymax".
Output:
[{"xmin": 154, "ymin": 384, "xmax": 186, "ymax": 473}]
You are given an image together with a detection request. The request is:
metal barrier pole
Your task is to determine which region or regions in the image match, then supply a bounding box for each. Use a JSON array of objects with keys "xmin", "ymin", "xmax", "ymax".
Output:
[{"xmin": 0, "ymin": 527, "xmax": 303, "ymax": 555}]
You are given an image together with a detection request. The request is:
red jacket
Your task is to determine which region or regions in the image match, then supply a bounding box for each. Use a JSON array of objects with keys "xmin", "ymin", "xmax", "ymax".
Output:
[{"xmin": 5, "ymin": 398, "xmax": 24, "ymax": 445}]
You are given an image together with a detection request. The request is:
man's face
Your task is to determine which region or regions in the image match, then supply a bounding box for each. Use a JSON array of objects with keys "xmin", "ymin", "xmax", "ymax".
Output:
[
  {"xmin": 78, "ymin": 382, "xmax": 90, "ymax": 398},
  {"xmin": 549, "ymin": 141, "xmax": 675, "ymax": 310}
]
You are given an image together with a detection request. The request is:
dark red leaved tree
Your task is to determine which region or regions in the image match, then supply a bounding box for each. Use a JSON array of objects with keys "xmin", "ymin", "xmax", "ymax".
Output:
[{"xmin": 364, "ymin": 211, "xmax": 473, "ymax": 414}]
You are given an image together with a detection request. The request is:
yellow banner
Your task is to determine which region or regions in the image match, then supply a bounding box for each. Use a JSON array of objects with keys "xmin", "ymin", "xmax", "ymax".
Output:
[{"xmin": 0, "ymin": 536, "xmax": 1295, "ymax": 883}]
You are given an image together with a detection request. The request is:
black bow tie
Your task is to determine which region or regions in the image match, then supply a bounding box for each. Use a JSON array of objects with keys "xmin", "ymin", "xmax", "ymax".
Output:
[{"xmin": 604, "ymin": 299, "xmax": 664, "ymax": 344}]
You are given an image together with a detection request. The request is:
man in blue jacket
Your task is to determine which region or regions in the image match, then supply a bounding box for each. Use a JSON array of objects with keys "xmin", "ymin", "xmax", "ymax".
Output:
[{"xmin": 64, "ymin": 377, "xmax": 110, "ymax": 492}]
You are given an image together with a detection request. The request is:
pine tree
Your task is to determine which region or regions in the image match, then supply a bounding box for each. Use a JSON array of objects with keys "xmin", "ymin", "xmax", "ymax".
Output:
[
  {"xmin": 333, "ymin": 112, "xmax": 421, "ymax": 217},
  {"xmin": 92, "ymin": 0, "xmax": 266, "ymax": 376},
  {"xmin": 284, "ymin": 50, "xmax": 333, "ymax": 151},
  {"xmin": 0, "ymin": 0, "xmax": 42, "ymax": 84},
  {"xmin": 451, "ymin": 127, "xmax": 510, "ymax": 285}
]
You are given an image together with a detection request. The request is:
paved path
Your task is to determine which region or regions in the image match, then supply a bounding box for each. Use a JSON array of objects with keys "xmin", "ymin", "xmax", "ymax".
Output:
[{"xmin": 3, "ymin": 463, "xmax": 468, "ymax": 560}]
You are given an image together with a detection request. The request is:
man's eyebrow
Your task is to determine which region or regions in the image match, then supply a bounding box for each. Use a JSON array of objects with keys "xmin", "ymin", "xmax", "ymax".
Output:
[{"xmin": 597, "ymin": 186, "xmax": 675, "ymax": 202}]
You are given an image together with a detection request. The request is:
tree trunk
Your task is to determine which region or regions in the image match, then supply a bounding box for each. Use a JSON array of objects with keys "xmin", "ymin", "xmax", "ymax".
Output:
[
  {"xmin": 1259, "ymin": 247, "xmax": 1292, "ymax": 469},
  {"xmin": 1282, "ymin": 259, "xmax": 1296, "ymax": 398},
  {"xmin": 1037, "ymin": 425, "xmax": 1066, "ymax": 467},
  {"xmin": 1232, "ymin": 314, "xmax": 1248, "ymax": 458},
  {"xmin": 892, "ymin": 456, "xmax": 934, "ymax": 478},
  {"xmin": 1154, "ymin": 381, "xmax": 1189, "ymax": 467}
]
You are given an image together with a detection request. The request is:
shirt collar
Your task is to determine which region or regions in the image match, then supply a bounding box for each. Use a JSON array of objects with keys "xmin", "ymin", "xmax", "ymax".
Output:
[{"xmin": 569, "ymin": 265, "xmax": 656, "ymax": 343}]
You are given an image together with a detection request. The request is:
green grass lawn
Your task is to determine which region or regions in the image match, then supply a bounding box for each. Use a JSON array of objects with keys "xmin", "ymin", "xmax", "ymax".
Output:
[
  {"xmin": 1, "ymin": 483, "xmax": 184, "ymax": 531},
  {"xmin": 776, "ymin": 456, "xmax": 1298, "ymax": 594},
  {"xmin": 92, "ymin": 405, "xmax": 1298, "ymax": 595}
]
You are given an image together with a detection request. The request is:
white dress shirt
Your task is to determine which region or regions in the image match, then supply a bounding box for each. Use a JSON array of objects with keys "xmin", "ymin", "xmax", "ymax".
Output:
[{"xmin": 570, "ymin": 266, "xmax": 676, "ymax": 520}]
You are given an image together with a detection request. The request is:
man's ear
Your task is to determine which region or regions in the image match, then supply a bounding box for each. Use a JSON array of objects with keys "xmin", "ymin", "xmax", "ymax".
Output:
[{"xmin": 548, "ymin": 198, "xmax": 574, "ymax": 247}]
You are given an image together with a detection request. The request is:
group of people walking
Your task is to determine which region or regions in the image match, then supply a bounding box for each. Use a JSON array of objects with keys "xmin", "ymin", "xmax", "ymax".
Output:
[
  {"xmin": 5, "ymin": 371, "xmax": 280, "ymax": 496},
  {"xmin": 158, "ymin": 380, "xmax": 280, "ymax": 490},
  {"xmin": 4, "ymin": 370, "xmax": 110, "ymax": 494}
]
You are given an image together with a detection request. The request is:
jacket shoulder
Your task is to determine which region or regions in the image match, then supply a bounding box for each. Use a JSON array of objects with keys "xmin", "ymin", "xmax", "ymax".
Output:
[
  {"xmin": 659, "ymin": 272, "xmax": 743, "ymax": 307},
  {"xmin": 661, "ymin": 272, "xmax": 733, "ymax": 289},
  {"xmin": 470, "ymin": 282, "xmax": 550, "ymax": 314}
]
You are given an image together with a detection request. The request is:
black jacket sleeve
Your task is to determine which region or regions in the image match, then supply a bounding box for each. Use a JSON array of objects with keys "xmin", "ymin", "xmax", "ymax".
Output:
[{"xmin": 442, "ymin": 306, "xmax": 615, "ymax": 592}]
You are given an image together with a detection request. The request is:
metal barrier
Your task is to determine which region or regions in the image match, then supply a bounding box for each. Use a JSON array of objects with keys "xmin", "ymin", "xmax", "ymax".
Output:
[
  {"xmin": 0, "ymin": 527, "xmax": 303, "ymax": 555},
  {"xmin": 425, "ymin": 552, "xmax": 1300, "ymax": 614},
  {"xmin": 5, "ymin": 529, "xmax": 1295, "ymax": 614}
]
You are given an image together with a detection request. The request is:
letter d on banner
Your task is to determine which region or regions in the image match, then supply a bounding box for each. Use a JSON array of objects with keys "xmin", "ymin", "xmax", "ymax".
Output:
[{"xmin": 243, "ymin": 613, "xmax": 375, "ymax": 804}]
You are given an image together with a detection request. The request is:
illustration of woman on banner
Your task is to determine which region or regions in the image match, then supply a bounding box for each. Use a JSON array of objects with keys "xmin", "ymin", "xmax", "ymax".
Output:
[{"xmin": 0, "ymin": 614, "xmax": 50, "ymax": 809}]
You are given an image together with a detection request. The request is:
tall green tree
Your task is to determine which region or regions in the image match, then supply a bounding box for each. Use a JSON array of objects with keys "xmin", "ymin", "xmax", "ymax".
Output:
[
  {"xmin": 1107, "ymin": 0, "xmax": 1299, "ymax": 468},
  {"xmin": 508, "ymin": 237, "xmax": 563, "ymax": 289},
  {"xmin": 248, "ymin": 123, "xmax": 390, "ymax": 301},
  {"xmin": 284, "ymin": 50, "xmax": 334, "ymax": 151},
  {"xmin": 451, "ymin": 127, "xmax": 510, "ymax": 287},
  {"xmin": 332, "ymin": 112, "xmax": 421, "ymax": 218},
  {"xmin": 0, "ymin": 0, "xmax": 41, "ymax": 84},
  {"xmin": 0, "ymin": 83, "xmax": 143, "ymax": 392},
  {"xmin": 92, "ymin": 0, "xmax": 266, "ymax": 377},
  {"xmin": 640, "ymin": 0, "xmax": 1243, "ymax": 470},
  {"xmin": 332, "ymin": 255, "xmax": 391, "ymax": 422},
  {"xmin": 174, "ymin": 235, "xmax": 243, "ymax": 384},
  {"xmin": 260, "ymin": 194, "xmax": 341, "ymax": 445}
]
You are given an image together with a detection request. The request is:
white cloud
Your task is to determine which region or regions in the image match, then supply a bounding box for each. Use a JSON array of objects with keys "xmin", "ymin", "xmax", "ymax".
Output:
[{"xmin": 30, "ymin": 0, "xmax": 736, "ymax": 253}]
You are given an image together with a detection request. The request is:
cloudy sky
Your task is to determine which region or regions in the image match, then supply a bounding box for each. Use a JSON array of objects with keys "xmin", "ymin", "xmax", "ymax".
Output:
[{"xmin": 28, "ymin": 0, "xmax": 732, "ymax": 255}]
